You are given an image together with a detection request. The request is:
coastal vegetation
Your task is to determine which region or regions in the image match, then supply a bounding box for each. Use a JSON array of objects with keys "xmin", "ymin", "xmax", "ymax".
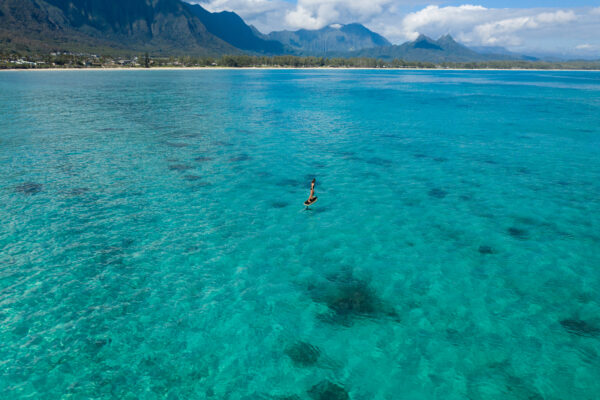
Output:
[{"xmin": 1, "ymin": 52, "xmax": 599, "ymax": 70}]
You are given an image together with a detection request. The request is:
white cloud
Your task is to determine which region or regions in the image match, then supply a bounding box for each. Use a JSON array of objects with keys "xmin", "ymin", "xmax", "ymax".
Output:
[
  {"xmin": 399, "ymin": 5, "xmax": 488, "ymax": 41},
  {"xmin": 576, "ymin": 43, "xmax": 593, "ymax": 50},
  {"xmin": 389, "ymin": 6, "xmax": 578, "ymax": 46},
  {"xmin": 189, "ymin": 0, "xmax": 293, "ymax": 31},
  {"xmin": 284, "ymin": 0, "xmax": 395, "ymax": 30},
  {"xmin": 285, "ymin": 3, "xmax": 335, "ymax": 30},
  {"xmin": 377, "ymin": 5, "xmax": 586, "ymax": 51},
  {"xmin": 472, "ymin": 10, "xmax": 577, "ymax": 45}
]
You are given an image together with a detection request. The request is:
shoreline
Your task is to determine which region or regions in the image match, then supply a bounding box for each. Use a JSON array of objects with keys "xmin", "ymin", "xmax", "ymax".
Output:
[{"xmin": 1, "ymin": 66, "xmax": 599, "ymax": 72}]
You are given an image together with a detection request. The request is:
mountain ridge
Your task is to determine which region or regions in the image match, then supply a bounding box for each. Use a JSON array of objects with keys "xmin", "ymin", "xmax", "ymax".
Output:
[
  {"xmin": 347, "ymin": 34, "xmax": 527, "ymax": 62},
  {"xmin": 0, "ymin": 0, "xmax": 241, "ymax": 55},
  {"xmin": 267, "ymin": 23, "xmax": 391, "ymax": 55},
  {"xmin": 185, "ymin": 4, "xmax": 284, "ymax": 54}
]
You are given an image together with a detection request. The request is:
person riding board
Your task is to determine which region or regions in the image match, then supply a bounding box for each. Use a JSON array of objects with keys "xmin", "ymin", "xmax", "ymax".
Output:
[{"xmin": 305, "ymin": 178, "xmax": 317, "ymax": 206}]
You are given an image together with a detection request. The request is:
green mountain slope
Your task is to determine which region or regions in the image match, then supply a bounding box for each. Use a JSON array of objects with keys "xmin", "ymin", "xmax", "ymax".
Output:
[
  {"xmin": 0, "ymin": 0, "xmax": 237, "ymax": 55},
  {"xmin": 185, "ymin": 4, "xmax": 283, "ymax": 54},
  {"xmin": 267, "ymin": 23, "xmax": 391, "ymax": 55}
]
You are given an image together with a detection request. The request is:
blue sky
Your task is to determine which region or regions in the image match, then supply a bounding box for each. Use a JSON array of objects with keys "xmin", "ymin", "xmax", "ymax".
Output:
[{"xmin": 191, "ymin": 1, "xmax": 600, "ymax": 57}]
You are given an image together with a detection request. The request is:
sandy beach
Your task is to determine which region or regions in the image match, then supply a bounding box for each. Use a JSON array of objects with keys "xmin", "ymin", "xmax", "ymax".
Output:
[{"xmin": 2, "ymin": 66, "xmax": 599, "ymax": 72}]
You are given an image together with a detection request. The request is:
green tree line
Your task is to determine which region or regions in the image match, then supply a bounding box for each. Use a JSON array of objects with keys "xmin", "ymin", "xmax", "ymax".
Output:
[{"xmin": 2, "ymin": 51, "xmax": 600, "ymax": 70}]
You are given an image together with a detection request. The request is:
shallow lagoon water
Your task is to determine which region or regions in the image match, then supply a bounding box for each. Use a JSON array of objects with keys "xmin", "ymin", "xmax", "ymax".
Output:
[{"xmin": 1, "ymin": 69, "xmax": 600, "ymax": 399}]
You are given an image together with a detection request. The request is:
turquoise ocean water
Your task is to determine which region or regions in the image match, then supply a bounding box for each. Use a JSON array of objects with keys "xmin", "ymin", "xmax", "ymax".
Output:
[{"xmin": 1, "ymin": 70, "xmax": 599, "ymax": 399}]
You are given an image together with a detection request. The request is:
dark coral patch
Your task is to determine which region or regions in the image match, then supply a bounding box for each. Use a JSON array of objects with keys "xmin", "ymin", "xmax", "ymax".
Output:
[
  {"xmin": 67, "ymin": 187, "xmax": 89, "ymax": 196},
  {"xmin": 414, "ymin": 153, "xmax": 428, "ymax": 159},
  {"xmin": 361, "ymin": 171, "xmax": 380, "ymax": 179},
  {"xmin": 285, "ymin": 341, "xmax": 320, "ymax": 367},
  {"xmin": 169, "ymin": 164, "xmax": 193, "ymax": 171},
  {"xmin": 272, "ymin": 201, "xmax": 288, "ymax": 209},
  {"xmin": 365, "ymin": 157, "xmax": 392, "ymax": 167},
  {"xmin": 514, "ymin": 216, "xmax": 539, "ymax": 226},
  {"xmin": 230, "ymin": 154, "xmax": 252, "ymax": 162},
  {"xmin": 308, "ymin": 381, "xmax": 349, "ymax": 400},
  {"xmin": 434, "ymin": 157, "xmax": 448, "ymax": 163},
  {"xmin": 84, "ymin": 337, "xmax": 113, "ymax": 355},
  {"xmin": 478, "ymin": 245, "xmax": 495, "ymax": 255},
  {"xmin": 338, "ymin": 151, "xmax": 361, "ymax": 161},
  {"xmin": 445, "ymin": 328, "xmax": 463, "ymax": 345},
  {"xmin": 15, "ymin": 182, "xmax": 43, "ymax": 195},
  {"xmin": 507, "ymin": 227, "xmax": 528, "ymax": 240},
  {"xmin": 121, "ymin": 238, "xmax": 135, "ymax": 248},
  {"xmin": 428, "ymin": 188, "xmax": 448, "ymax": 199},
  {"xmin": 560, "ymin": 319, "xmax": 600, "ymax": 337},
  {"xmin": 89, "ymin": 337, "xmax": 112, "ymax": 349},
  {"xmin": 310, "ymin": 275, "xmax": 398, "ymax": 325},
  {"xmin": 328, "ymin": 281, "xmax": 378, "ymax": 317},
  {"xmin": 98, "ymin": 246, "xmax": 125, "ymax": 266},
  {"xmin": 194, "ymin": 156, "xmax": 213, "ymax": 162},
  {"xmin": 188, "ymin": 182, "xmax": 212, "ymax": 189},
  {"xmin": 163, "ymin": 141, "xmax": 188, "ymax": 148}
]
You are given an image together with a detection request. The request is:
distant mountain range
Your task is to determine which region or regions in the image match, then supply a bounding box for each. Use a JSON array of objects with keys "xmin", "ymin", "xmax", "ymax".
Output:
[
  {"xmin": 470, "ymin": 45, "xmax": 539, "ymax": 62},
  {"xmin": 0, "ymin": 0, "xmax": 535, "ymax": 62},
  {"xmin": 347, "ymin": 34, "xmax": 535, "ymax": 62},
  {"xmin": 267, "ymin": 23, "xmax": 391, "ymax": 55}
]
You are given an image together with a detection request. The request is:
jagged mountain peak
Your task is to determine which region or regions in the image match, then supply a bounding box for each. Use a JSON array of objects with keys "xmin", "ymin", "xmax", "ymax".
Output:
[
  {"xmin": 436, "ymin": 34, "xmax": 462, "ymax": 47},
  {"xmin": 438, "ymin": 33, "xmax": 455, "ymax": 41},
  {"xmin": 411, "ymin": 34, "xmax": 442, "ymax": 50}
]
